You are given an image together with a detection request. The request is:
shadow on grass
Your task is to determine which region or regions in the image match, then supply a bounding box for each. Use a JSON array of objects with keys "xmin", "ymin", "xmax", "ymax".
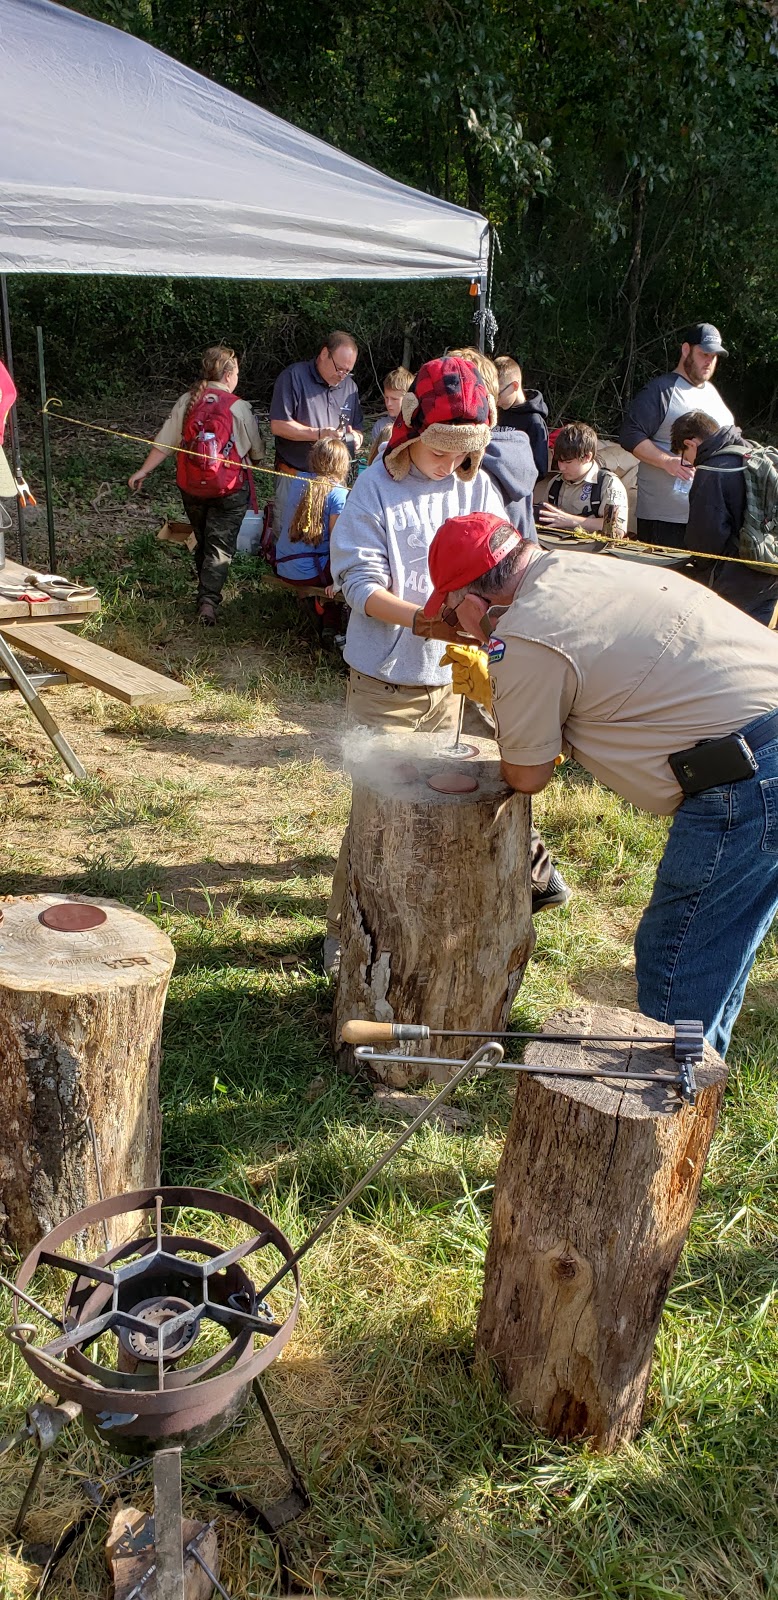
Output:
[{"xmin": 0, "ymin": 852, "xmax": 335, "ymax": 914}]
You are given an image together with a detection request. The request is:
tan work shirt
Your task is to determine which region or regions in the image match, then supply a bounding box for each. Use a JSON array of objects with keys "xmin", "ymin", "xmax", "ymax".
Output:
[
  {"xmin": 490, "ymin": 548, "xmax": 778, "ymax": 813},
  {"xmin": 154, "ymin": 383, "xmax": 263, "ymax": 463},
  {"xmin": 549, "ymin": 462, "xmax": 628, "ymax": 526}
]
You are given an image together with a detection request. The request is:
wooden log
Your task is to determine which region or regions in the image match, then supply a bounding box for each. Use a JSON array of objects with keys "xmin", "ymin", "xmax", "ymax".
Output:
[
  {"xmin": 333, "ymin": 730, "xmax": 534, "ymax": 1085},
  {"xmin": 475, "ymin": 1004, "xmax": 728, "ymax": 1451},
  {"xmin": 0, "ymin": 894, "xmax": 175, "ymax": 1253}
]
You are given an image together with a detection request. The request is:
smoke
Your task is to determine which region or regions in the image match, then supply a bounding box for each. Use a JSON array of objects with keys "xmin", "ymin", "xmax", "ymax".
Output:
[{"xmin": 339, "ymin": 723, "xmax": 457, "ymax": 797}]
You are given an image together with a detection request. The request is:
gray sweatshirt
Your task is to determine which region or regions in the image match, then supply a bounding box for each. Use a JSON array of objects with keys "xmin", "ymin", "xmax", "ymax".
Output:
[{"xmin": 330, "ymin": 459, "xmax": 504, "ymax": 685}]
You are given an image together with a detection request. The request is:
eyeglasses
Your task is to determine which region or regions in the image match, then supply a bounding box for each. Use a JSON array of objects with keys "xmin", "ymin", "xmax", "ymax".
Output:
[{"xmin": 329, "ymin": 352, "xmax": 354, "ymax": 377}]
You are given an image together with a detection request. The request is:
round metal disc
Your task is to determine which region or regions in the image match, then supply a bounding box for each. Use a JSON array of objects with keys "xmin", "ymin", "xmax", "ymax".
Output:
[
  {"xmin": 39, "ymin": 903, "xmax": 108, "ymax": 932},
  {"xmin": 436, "ymin": 741, "xmax": 479, "ymax": 760},
  {"xmin": 427, "ymin": 771, "xmax": 479, "ymax": 794}
]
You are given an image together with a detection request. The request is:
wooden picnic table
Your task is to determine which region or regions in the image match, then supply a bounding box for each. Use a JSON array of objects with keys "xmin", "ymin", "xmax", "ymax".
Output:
[
  {"xmin": 0, "ymin": 557, "xmax": 103, "ymax": 622},
  {"xmin": 0, "ymin": 558, "xmax": 189, "ymax": 779}
]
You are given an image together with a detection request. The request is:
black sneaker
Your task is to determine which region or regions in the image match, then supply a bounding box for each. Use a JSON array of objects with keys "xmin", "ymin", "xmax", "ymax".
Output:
[{"xmin": 531, "ymin": 867, "xmax": 572, "ymax": 915}]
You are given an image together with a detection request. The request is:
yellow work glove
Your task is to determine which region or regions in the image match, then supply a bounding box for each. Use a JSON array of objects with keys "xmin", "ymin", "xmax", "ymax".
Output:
[{"xmin": 439, "ymin": 643, "xmax": 492, "ymax": 711}]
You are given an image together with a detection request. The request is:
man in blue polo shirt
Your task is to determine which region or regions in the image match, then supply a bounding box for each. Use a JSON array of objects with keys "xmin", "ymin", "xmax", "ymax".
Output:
[{"xmin": 270, "ymin": 331, "xmax": 364, "ymax": 472}]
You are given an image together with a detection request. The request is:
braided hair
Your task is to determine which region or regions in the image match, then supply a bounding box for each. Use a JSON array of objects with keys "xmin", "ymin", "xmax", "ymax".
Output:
[
  {"xmin": 185, "ymin": 345, "xmax": 238, "ymax": 419},
  {"xmin": 289, "ymin": 438, "xmax": 351, "ymax": 545}
]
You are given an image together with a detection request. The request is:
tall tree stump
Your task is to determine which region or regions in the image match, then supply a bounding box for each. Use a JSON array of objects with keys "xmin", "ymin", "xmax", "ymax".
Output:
[
  {"xmin": 0, "ymin": 894, "xmax": 175, "ymax": 1253},
  {"xmin": 475, "ymin": 1004, "xmax": 728, "ymax": 1451},
  {"xmin": 333, "ymin": 731, "xmax": 534, "ymax": 1085}
]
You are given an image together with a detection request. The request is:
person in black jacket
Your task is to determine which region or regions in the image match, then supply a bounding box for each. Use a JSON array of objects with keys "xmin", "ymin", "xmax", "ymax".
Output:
[
  {"xmin": 495, "ymin": 355, "xmax": 550, "ymax": 481},
  {"xmin": 669, "ymin": 410, "xmax": 778, "ymax": 626}
]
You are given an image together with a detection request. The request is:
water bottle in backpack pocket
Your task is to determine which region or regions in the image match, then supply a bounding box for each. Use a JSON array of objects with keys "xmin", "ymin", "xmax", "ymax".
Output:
[{"xmin": 176, "ymin": 389, "xmax": 246, "ymax": 498}]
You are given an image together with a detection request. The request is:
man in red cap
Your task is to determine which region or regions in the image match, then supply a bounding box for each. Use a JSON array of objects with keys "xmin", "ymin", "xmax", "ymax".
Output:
[
  {"xmin": 324, "ymin": 357, "xmax": 567, "ymax": 973},
  {"xmin": 425, "ymin": 510, "xmax": 778, "ymax": 1058}
]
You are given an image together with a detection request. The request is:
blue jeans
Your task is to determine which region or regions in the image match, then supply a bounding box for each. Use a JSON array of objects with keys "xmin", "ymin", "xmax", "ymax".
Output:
[{"xmin": 635, "ymin": 714, "xmax": 778, "ymax": 1057}]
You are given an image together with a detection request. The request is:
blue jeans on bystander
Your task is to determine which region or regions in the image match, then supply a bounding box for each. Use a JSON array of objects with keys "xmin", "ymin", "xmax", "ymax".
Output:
[{"xmin": 635, "ymin": 712, "xmax": 778, "ymax": 1058}]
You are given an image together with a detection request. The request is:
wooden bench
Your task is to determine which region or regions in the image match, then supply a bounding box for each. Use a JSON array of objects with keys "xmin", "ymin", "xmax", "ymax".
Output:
[{"xmin": 0, "ymin": 621, "xmax": 190, "ymax": 706}]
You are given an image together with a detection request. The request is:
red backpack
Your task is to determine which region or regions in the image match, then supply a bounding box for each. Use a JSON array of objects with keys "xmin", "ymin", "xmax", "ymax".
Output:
[{"xmin": 176, "ymin": 387, "xmax": 246, "ymax": 499}]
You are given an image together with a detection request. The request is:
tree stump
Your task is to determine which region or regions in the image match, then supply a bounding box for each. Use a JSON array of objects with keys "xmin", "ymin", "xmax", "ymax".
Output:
[
  {"xmin": 475, "ymin": 1004, "xmax": 728, "ymax": 1451},
  {"xmin": 0, "ymin": 894, "xmax": 175, "ymax": 1253},
  {"xmin": 333, "ymin": 731, "xmax": 534, "ymax": 1085}
]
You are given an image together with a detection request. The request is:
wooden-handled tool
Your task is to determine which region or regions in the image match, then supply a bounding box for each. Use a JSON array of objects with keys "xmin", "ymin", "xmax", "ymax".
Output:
[{"xmin": 340, "ymin": 1020, "xmax": 429, "ymax": 1045}]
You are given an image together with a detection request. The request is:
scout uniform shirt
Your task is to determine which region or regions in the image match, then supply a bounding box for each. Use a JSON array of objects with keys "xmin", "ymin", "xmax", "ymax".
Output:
[
  {"xmin": 488, "ymin": 548, "xmax": 778, "ymax": 814},
  {"xmin": 547, "ymin": 462, "xmax": 628, "ymax": 527}
]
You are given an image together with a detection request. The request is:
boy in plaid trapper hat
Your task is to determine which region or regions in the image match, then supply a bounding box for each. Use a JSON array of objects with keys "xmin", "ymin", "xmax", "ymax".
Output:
[
  {"xmin": 383, "ymin": 356, "xmax": 495, "ymax": 482},
  {"xmin": 322, "ymin": 355, "xmax": 504, "ymax": 969}
]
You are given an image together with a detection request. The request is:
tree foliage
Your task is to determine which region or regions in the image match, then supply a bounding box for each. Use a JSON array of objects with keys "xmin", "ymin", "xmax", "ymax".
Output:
[{"xmin": 10, "ymin": 0, "xmax": 778, "ymax": 429}]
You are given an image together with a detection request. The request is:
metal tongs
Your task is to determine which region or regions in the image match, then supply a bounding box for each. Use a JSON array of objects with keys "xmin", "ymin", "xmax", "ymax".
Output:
[{"xmin": 340, "ymin": 1018, "xmax": 704, "ymax": 1106}]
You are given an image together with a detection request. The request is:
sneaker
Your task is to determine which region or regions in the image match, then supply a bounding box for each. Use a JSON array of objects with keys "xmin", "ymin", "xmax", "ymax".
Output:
[
  {"xmin": 197, "ymin": 600, "xmax": 217, "ymax": 627},
  {"xmin": 323, "ymin": 936, "xmax": 341, "ymax": 977},
  {"xmin": 531, "ymin": 867, "xmax": 572, "ymax": 915}
]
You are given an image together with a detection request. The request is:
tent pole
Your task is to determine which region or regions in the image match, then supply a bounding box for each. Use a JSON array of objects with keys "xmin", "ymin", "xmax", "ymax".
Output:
[
  {"xmin": 0, "ymin": 275, "xmax": 27, "ymax": 565},
  {"xmin": 36, "ymin": 326, "xmax": 57, "ymax": 572}
]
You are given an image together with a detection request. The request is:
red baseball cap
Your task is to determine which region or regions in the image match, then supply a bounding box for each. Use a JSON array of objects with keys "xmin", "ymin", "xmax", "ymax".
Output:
[{"xmin": 423, "ymin": 512, "xmax": 521, "ymax": 618}]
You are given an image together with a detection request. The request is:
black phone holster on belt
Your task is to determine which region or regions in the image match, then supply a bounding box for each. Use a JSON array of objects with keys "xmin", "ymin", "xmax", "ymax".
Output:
[{"xmin": 668, "ymin": 733, "xmax": 758, "ymax": 796}]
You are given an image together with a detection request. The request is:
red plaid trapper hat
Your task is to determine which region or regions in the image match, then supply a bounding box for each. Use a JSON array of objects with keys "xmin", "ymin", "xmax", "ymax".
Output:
[{"xmin": 383, "ymin": 356, "xmax": 495, "ymax": 483}]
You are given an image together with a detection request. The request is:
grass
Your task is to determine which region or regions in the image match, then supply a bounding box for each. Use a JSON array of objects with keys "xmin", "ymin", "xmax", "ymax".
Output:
[{"xmin": 0, "ymin": 419, "xmax": 777, "ymax": 1598}]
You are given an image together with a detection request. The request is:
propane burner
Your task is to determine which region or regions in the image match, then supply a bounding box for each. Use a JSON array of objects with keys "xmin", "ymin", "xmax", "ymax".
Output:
[
  {"xmin": 9, "ymin": 1186, "xmax": 302, "ymax": 1455},
  {"xmin": 117, "ymin": 1296, "xmax": 201, "ymax": 1366}
]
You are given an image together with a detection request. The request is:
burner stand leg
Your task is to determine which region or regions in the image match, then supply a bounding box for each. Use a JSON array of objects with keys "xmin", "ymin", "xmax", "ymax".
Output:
[
  {"xmin": 251, "ymin": 1378, "xmax": 308, "ymax": 1514},
  {"xmin": 13, "ymin": 1451, "xmax": 46, "ymax": 1539},
  {"xmin": 153, "ymin": 1448, "xmax": 184, "ymax": 1600}
]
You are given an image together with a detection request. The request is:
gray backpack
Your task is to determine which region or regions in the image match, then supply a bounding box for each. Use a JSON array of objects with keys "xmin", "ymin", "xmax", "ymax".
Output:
[{"xmin": 739, "ymin": 442, "xmax": 778, "ymax": 565}]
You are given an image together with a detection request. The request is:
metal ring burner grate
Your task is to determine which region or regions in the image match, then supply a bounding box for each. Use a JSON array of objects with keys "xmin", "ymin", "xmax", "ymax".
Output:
[{"xmin": 10, "ymin": 1186, "xmax": 301, "ymax": 1454}]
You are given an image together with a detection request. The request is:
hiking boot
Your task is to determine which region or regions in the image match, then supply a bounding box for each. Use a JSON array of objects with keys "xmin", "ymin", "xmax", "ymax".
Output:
[
  {"xmin": 322, "ymin": 936, "xmax": 341, "ymax": 977},
  {"xmin": 531, "ymin": 866, "xmax": 572, "ymax": 915},
  {"xmin": 197, "ymin": 599, "xmax": 217, "ymax": 627}
]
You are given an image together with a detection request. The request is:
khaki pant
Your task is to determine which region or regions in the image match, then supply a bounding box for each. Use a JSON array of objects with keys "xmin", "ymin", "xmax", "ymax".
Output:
[{"xmin": 326, "ymin": 668, "xmax": 551, "ymax": 937}]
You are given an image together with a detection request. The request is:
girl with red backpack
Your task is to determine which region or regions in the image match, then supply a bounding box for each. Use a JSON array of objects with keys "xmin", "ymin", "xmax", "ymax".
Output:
[{"xmin": 129, "ymin": 346, "xmax": 263, "ymax": 625}]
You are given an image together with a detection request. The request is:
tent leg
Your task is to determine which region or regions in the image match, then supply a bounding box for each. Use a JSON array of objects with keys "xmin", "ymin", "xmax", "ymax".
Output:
[{"xmin": 0, "ymin": 276, "xmax": 27, "ymax": 566}]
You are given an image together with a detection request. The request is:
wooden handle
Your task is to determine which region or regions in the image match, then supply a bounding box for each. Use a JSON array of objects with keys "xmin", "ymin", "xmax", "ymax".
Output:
[{"xmin": 341, "ymin": 1020, "xmax": 395, "ymax": 1045}]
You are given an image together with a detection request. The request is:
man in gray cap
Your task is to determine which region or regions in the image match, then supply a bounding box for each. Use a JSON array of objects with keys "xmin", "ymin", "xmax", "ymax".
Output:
[{"xmin": 619, "ymin": 324, "xmax": 734, "ymax": 548}]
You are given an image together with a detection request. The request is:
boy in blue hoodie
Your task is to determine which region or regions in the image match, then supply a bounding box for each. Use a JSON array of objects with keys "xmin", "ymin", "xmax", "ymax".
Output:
[{"xmin": 495, "ymin": 355, "xmax": 550, "ymax": 482}]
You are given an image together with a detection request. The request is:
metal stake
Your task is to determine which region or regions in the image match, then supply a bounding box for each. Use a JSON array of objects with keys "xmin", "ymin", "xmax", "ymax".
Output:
[
  {"xmin": 0, "ymin": 273, "xmax": 27, "ymax": 563},
  {"xmin": 36, "ymin": 325, "xmax": 57, "ymax": 572}
]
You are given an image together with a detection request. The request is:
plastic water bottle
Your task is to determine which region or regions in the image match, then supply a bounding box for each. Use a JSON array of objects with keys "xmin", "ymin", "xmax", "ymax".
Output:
[{"xmin": 673, "ymin": 475, "xmax": 692, "ymax": 498}]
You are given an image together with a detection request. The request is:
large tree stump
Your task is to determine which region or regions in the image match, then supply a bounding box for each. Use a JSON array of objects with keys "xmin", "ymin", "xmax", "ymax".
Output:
[
  {"xmin": 0, "ymin": 894, "xmax": 175, "ymax": 1253},
  {"xmin": 333, "ymin": 731, "xmax": 534, "ymax": 1085},
  {"xmin": 475, "ymin": 1004, "xmax": 728, "ymax": 1451}
]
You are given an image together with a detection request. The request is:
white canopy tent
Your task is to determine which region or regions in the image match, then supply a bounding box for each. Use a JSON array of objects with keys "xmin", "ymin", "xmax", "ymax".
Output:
[{"xmin": 0, "ymin": 0, "xmax": 488, "ymax": 281}]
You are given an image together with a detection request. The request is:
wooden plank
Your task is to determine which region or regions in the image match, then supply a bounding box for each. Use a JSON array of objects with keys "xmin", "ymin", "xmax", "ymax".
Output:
[
  {"xmin": 0, "ymin": 559, "xmax": 101, "ymax": 622},
  {"xmin": 0, "ymin": 621, "xmax": 191, "ymax": 705}
]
